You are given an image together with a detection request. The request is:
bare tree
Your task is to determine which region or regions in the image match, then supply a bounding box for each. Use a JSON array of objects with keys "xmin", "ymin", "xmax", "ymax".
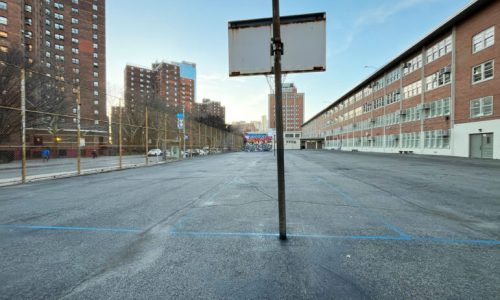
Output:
[{"xmin": 0, "ymin": 48, "xmax": 66, "ymax": 144}]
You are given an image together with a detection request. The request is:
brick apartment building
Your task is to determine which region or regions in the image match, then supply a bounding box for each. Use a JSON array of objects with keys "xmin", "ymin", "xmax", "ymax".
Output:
[
  {"xmin": 197, "ymin": 98, "xmax": 225, "ymax": 123},
  {"xmin": 124, "ymin": 61, "xmax": 195, "ymax": 111},
  {"xmin": 269, "ymin": 83, "xmax": 304, "ymax": 149},
  {"xmin": 302, "ymin": 0, "xmax": 499, "ymax": 159},
  {"xmin": 268, "ymin": 83, "xmax": 304, "ymax": 131},
  {"xmin": 0, "ymin": 0, "xmax": 107, "ymax": 154}
]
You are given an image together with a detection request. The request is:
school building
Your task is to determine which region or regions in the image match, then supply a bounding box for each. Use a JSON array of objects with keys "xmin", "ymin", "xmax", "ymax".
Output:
[{"xmin": 301, "ymin": 0, "xmax": 499, "ymax": 159}]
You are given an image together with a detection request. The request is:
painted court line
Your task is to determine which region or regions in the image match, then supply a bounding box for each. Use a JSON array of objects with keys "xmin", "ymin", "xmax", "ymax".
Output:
[
  {"xmin": 171, "ymin": 230, "xmax": 500, "ymax": 245},
  {"xmin": 0, "ymin": 224, "xmax": 142, "ymax": 233},
  {"xmin": 1, "ymin": 224, "xmax": 499, "ymax": 246}
]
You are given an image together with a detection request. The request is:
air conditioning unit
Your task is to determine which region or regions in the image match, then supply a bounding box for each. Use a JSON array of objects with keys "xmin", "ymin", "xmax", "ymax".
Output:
[
  {"xmin": 440, "ymin": 66, "xmax": 452, "ymax": 74},
  {"xmin": 417, "ymin": 103, "xmax": 430, "ymax": 110}
]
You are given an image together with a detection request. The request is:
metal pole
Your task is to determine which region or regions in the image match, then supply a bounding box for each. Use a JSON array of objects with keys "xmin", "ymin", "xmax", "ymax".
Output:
[
  {"xmin": 20, "ymin": 69, "xmax": 26, "ymax": 183},
  {"xmin": 145, "ymin": 107, "xmax": 148, "ymax": 165},
  {"xmin": 76, "ymin": 87, "xmax": 81, "ymax": 175},
  {"xmin": 118, "ymin": 98, "xmax": 123, "ymax": 169},
  {"xmin": 272, "ymin": 0, "xmax": 286, "ymax": 240},
  {"xmin": 183, "ymin": 106, "xmax": 186, "ymax": 158},
  {"xmin": 164, "ymin": 113, "xmax": 167, "ymax": 160}
]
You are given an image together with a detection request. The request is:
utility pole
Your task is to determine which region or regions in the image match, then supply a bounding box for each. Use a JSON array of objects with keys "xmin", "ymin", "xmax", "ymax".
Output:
[
  {"xmin": 76, "ymin": 87, "xmax": 81, "ymax": 175},
  {"xmin": 118, "ymin": 97, "xmax": 123, "ymax": 169},
  {"xmin": 183, "ymin": 105, "xmax": 186, "ymax": 159},
  {"xmin": 145, "ymin": 107, "xmax": 149, "ymax": 165},
  {"xmin": 20, "ymin": 69, "xmax": 26, "ymax": 183},
  {"xmin": 272, "ymin": 0, "xmax": 287, "ymax": 240}
]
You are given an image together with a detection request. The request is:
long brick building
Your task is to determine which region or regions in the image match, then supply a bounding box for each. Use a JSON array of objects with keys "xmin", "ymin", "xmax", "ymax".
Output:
[{"xmin": 302, "ymin": 0, "xmax": 499, "ymax": 159}]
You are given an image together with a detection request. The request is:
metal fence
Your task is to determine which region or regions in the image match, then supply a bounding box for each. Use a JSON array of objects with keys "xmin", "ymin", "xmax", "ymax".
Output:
[{"xmin": 0, "ymin": 61, "xmax": 244, "ymax": 185}]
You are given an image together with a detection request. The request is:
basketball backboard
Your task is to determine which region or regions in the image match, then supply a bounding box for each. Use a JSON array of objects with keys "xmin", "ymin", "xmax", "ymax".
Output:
[{"xmin": 228, "ymin": 12, "xmax": 326, "ymax": 77}]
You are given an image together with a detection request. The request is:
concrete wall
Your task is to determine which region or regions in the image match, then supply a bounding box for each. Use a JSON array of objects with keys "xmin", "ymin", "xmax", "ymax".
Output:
[{"xmin": 453, "ymin": 119, "xmax": 500, "ymax": 159}]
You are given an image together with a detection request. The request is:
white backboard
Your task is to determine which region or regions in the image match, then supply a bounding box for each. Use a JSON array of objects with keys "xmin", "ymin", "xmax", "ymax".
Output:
[{"xmin": 228, "ymin": 13, "xmax": 326, "ymax": 77}]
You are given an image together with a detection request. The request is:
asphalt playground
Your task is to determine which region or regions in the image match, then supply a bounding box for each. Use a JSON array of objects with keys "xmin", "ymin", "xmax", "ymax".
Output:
[{"xmin": 0, "ymin": 151, "xmax": 499, "ymax": 299}]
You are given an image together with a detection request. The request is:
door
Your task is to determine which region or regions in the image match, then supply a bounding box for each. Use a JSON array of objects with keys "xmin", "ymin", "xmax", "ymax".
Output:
[{"xmin": 470, "ymin": 133, "xmax": 493, "ymax": 159}]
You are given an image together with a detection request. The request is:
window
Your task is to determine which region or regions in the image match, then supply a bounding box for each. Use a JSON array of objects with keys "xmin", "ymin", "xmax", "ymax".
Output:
[
  {"xmin": 72, "ymin": 0, "xmax": 79, "ymax": 4},
  {"xmin": 92, "ymin": 24, "xmax": 98, "ymax": 30},
  {"xmin": 72, "ymin": 48, "xmax": 79, "ymax": 54},
  {"xmin": 72, "ymin": 28, "xmax": 79, "ymax": 34},
  {"xmin": 54, "ymin": 2, "xmax": 63, "ymax": 9},
  {"xmin": 0, "ymin": 16, "xmax": 7, "ymax": 25},
  {"xmin": 93, "ymin": 91, "xmax": 99, "ymax": 96},
  {"xmin": 72, "ymin": 58, "xmax": 79, "ymax": 64},
  {"xmin": 45, "ymin": 19, "xmax": 51, "ymax": 26},
  {"xmin": 25, "ymin": 4, "xmax": 32, "ymax": 12},
  {"xmin": 55, "ymin": 23, "xmax": 64, "ymax": 30},
  {"xmin": 427, "ymin": 97, "xmax": 451, "ymax": 118},
  {"xmin": 72, "ymin": 68, "xmax": 79, "ymax": 74},
  {"xmin": 0, "ymin": 30, "xmax": 7, "ymax": 38},
  {"xmin": 426, "ymin": 36, "xmax": 452, "ymax": 63},
  {"xmin": 473, "ymin": 27, "xmax": 495, "ymax": 53},
  {"xmin": 0, "ymin": 1, "xmax": 6, "ymax": 10},
  {"xmin": 470, "ymin": 96, "xmax": 493, "ymax": 118},
  {"xmin": 54, "ymin": 13, "xmax": 63, "ymax": 20},
  {"xmin": 0, "ymin": 46, "xmax": 7, "ymax": 53},
  {"xmin": 93, "ymin": 43, "xmax": 98, "ymax": 49},
  {"xmin": 386, "ymin": 67, "xmax": 401, "ymax": 85},
  {"xmin": 72, "ymin": 8, "xmax": 78, "ymax": 14},
  {"xmin": 92, "ymin": 4, "xmax": 98, "ymax": 11},
  {"xmin": 24, "ymin": 31, "xmax": 33, "ymax": 39},
  {"xmin": 25, "ymin": 18, "xmax": 32, "ymax": 25},
  {"xmin": 472, "ymin": 60, "xmax": 494, "ymax": 84},
  {"xmin": 71, "ymin": 18, "xmax": 78, "ymax": 24},
  {"xmin": 55, "ymin": 34, "xmax": 64, "ymax": 40},
  {"xmin": 72, "ymin": 38, "xmax": 79, "ymax": 44},
  {"xmin": 55, "ymin": 44, "xmax": 64, "ymax": 51},
  {"xmin": 93, "ymin": 72, "xmax": 98, "ymax": 77},
  {"xmin": 403, "ymin": 54, "xmax": 423, "ymax": 75},
  {"xmin": 403, "ymin": 81, "xmax": 422, "ymax": 99},
  {"xmin": 425, "ymin": 66, "xmax": 451, "ymax": 91}
]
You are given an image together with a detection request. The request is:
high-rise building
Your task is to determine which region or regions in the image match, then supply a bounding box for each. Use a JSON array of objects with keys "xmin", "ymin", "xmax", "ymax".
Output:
[
  {"xmin": 200, "ymin": 98, "xmax": 225, "ymax": 122},
  {"xmin": 268, "ymin": 83, "xmax": 304, "ymax": 131},
  {"xmin": 124, "ymin": 61, "xmax": 195, "ymax": 111},
  {"xmin": 0, "ymin": 0, "xmax": 107, "ymax": 145}
]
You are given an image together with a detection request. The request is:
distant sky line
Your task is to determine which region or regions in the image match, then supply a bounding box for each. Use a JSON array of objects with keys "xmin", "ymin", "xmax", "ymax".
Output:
[{"xmin": 106, "ymin": 0, "xmax": 471, "ymax": 123}]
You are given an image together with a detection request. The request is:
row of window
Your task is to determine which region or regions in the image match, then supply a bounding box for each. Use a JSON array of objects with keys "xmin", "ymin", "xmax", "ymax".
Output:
[
  {"xmin": 326, "ymin": 130, "xmax": 450, "ymax": 150},
  {"xmin": 332, "ymin": 26, "xmax": 495, "ymax": 113}
]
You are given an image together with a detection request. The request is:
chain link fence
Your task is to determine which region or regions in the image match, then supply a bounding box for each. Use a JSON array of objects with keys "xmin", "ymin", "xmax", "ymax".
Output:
[{"xmin": 0, "ymin": 61, "xmax": 244, "ymax": 185}]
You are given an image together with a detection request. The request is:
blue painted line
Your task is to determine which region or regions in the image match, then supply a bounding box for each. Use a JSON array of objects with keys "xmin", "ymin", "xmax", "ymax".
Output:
[
  {"xmin": 171, "ymin": 230, "xmax": 500, "ymax": 246},
  {"xmin": 414, "ymin": 236, "xmax": 500, "ymax": 246},
  {"xmin": 0, "ymin": 224, "xmax": 143, "ymax": 233},
  {"xmin": 170, "ymin": 231, "xmax": 279, "ymax": 238},
  {"xmin": 289, "ymin": 233, "xmax": 411, "ymax": 241}
]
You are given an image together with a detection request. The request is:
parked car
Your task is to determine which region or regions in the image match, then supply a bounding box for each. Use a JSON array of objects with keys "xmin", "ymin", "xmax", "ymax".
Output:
[{"xmin": 147, "ymin": 148, "xmax": 162, "ymax": 156}]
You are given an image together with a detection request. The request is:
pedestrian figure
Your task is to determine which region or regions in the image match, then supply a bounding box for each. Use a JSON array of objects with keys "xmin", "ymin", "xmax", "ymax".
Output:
[
  {"xmin": 91, "ymin": 150, "xmax": 97, "ymax": 159},
  {"xmin": 42, "ymin": 149, "xmax": 50, "ymax": 162}
]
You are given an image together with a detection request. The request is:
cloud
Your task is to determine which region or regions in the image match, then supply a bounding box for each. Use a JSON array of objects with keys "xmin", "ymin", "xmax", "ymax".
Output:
[{"xmin": 335, "ymin": 0, "xmax": 438, "ymax": 54}]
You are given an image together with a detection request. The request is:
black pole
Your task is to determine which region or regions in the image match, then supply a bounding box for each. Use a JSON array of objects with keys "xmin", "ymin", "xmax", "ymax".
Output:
[{"xmin": 272, "ymin": 0, "xmax": 286, "ymax": 240}]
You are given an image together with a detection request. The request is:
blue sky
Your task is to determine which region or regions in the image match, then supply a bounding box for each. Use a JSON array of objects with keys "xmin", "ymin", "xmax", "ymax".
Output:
[{"xmin": 106, "ymin": 0, "xmax": 471, "ymax": 123}]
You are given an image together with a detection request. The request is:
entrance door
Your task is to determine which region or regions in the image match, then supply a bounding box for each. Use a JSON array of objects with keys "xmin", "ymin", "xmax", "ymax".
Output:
[{"xmin": 470, "ymin": 133, "xmax": 494, "ymax": 159}]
